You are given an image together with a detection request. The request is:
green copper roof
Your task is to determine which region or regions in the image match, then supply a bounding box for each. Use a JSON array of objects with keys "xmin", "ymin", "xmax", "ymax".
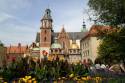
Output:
[
  {"xmin": 33, "ymin": 47, "xmax": 40, "ymax": 51},
  {"xmin": 51, "ymin": 43, "xmax": 62, "ymax": 49},
  {"xmin": 51, "ymin": 38, "xmax": 62, "ymax": 49}
]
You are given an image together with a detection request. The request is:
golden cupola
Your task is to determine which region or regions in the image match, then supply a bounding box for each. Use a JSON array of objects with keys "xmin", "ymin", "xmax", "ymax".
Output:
[{"xmin": 70, "ymin": 40, "xmax": 79, "ymax": 49}]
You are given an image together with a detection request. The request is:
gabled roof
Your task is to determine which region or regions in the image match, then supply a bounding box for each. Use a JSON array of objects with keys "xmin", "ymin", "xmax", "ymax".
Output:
[
  {"xmin": 81, "ymin": 25, "xmax": 113, "ymax": 41},
  {"xmin": 35, "ymin": 31, "xmax": 87, "ymax": 43},
  {"xmin": 89, "ymin": 25, "xmax": 112, "ymax": 35}
]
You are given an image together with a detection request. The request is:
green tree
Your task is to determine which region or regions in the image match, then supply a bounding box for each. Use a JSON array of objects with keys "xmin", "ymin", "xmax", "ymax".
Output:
[
  {"xmin": 0, "ymin": 41, "xmax": 4, "ymax": 47},
  {"xmin": 88, "ymin": 0, "xmax": 125, "ymax": 64},
  {"xmin": 97, "ymin": 28, "xmax": 125, "ymax": 64},
  {"xmin": 88, "ymin": 0, "xmax": 125, "ymax": 26}
]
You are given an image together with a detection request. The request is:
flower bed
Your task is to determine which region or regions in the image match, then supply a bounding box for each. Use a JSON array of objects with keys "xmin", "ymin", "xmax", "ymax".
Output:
[
  {"xmin": 1, "ymin": 57, "xmax": 125, "ymax": 82},
  {"xmin": 1, "ymin": 76, "xmax": 125, "ymax": 83}
]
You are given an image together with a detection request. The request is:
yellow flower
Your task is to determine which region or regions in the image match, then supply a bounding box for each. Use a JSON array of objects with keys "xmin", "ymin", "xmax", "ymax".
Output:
[
  {"xmin": 27, "ymin": 79, "xmax": 32, "ymax": 83},
  {"xmin": 22, "ymin": 78, "xmax": 27, "ymax": 82},
  {"xmin": 53, "ymin": 81, "xmax": 57, "ymax": 83},
  {"xmin": 86, "ymin": 76, "xmax": 91, "ymax": 80},
  {"xmin": 69, "ymin": 73, "xmax": 74, "ymax": 78},
  {"xmin": 95, "ymin": 77, "xmax": 102, "ymax": 83},
  {"xmin": 25, "ymin": 76, "xmax": 27, "ymax": 78},
  {"xmin": 25, "ymin": 76, "xmax": 31, "ymax": 80},
  {"xmin": 32, "ymin": 78, "xmax": 36, "ymax": 81},
  {"xmin": 33, "ymin": 80, "xmax": 37, "ymax": 83},
  {"xmin": 81, "ymin": 77, "xmax": 87, "ymax": 80},
  {"xmin": 96, "ymin": 77, "xmax": 102, "ymax": 80},
  {"xmin": 73, "ymin": 77, "xmax": 78, "ymax": 80}
]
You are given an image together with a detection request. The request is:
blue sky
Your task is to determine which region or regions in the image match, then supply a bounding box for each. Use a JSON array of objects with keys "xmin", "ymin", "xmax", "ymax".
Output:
[{"xmin": 0, "ymin": 0, "xmax": 94, "ymax": 46}]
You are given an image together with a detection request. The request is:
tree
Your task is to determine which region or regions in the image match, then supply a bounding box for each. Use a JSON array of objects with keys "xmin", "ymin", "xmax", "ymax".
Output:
[
  {"xmin": 88, "ymin": 0, "xmax": 125, "ymax": 64},
  {"xmin": 88, "ymin": 0, "xmax": 125, "ymax": 26},
  {"xmin": 97, "ymin": 28, "xmax": 125, "ymax": 64},
  {"xmin": 0, "ymin": 41, "xmax": 4, "ymax": 47}
]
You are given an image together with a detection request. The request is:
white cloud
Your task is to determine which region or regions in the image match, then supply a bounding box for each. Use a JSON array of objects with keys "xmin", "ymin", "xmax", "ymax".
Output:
[
  {"xmin": 0, "ymin": 0, "xmax": 31, "ymax": 12},
  {"xmin": 0, "ymin": 12, "xmax": 38, "ymax": 46},
  {"xmin": 0, "ymin": 12, "xmax": 15, "ymax": 23}
]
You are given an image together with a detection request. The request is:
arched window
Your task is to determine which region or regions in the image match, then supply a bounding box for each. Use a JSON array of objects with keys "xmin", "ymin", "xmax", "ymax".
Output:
[
  {"xmin": 44, "ymin": 30, "xmax": 47, "ymax": 34},
  {"xmin": 44, "ymin": 37, "xmax": 46, "ymax": 42}
]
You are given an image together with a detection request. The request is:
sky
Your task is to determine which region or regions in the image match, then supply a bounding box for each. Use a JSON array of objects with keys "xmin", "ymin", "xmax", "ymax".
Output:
[{"xmin": 0, "ymin": 0, "xmax": 94, "ymax": 46}]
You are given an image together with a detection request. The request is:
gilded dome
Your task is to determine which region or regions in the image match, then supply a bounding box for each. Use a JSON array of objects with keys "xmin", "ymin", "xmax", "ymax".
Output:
[
  {"xmin": 70, "ymin": 40, "xmax": 79, "ymax": 49},
  {"xmin": 70, "ymin": 43, "xmax": 79, "ymax": 49}
]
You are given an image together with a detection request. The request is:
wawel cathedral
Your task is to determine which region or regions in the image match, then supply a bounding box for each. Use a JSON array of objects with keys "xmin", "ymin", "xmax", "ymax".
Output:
[{"xmin": 30, "ymin": 8, "xmax": 87, "ymax": 64}]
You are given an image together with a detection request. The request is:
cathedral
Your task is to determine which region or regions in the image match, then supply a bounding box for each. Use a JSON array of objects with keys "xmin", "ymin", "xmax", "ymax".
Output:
[
  {"xmin": 30, "ymin": 8, "xmax": 87, "ymax": 64},
  {"xmin": 4, "ymin": 8, "xmax": 111, "ymax": 65}
]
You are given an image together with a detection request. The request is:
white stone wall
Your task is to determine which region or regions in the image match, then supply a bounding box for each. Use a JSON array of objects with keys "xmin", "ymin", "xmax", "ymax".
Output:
[
  {"xmin": 68, "ymin": 55, "xmax": 81, "ymax": 64},
  {"xmin": 81, "ymin": 37, "xmax": 101, "ymax": 63}
]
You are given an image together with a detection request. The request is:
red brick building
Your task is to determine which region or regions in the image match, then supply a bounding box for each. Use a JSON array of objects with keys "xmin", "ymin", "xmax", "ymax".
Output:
[{"xmin": 6, "ymin": 43, "xmax": 29, "ymax": 64}]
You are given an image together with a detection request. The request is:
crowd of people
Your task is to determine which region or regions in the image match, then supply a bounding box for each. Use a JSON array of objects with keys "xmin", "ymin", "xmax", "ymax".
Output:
[{"xmin": 89, "ymin": 62, "xmax": 125, "ymax": 77}]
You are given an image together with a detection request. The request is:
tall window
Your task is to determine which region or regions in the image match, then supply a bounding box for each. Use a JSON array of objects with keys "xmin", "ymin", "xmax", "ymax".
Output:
[{"xmin": 44, "ymin": 37, "xmax": 46, "ymax": 42}]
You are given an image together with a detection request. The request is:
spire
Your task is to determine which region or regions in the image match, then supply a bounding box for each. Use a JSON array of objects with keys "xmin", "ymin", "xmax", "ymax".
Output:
[
  {"xmin": 61, "ymin": 25, "xmax": 66, "ymax": 32},
  {"xmin": 40, "ymin": 8, "xmax": 53, "ymax": 29},
  {"xmin": 41, "ymin": 8, "xmax": 53, "ymax": 22},
  {"xmin": 81, "ymin": 19, "xmax": 87, "ymax": 32}
]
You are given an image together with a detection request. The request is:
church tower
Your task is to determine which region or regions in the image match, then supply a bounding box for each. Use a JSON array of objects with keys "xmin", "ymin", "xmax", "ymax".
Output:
[
  {"xmin": 81, "ymin": 19, "xmax": 87, "ymax": 32},
  {"xmin": 40, "ymin": 9, "xmax": 53, "ymax": 58},
  {"xmin": 40, "ymin": 9, "xmax": 53, "ymax": 47}
]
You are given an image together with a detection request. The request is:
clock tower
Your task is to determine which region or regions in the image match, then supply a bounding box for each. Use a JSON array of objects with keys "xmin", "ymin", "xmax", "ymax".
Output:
[
  {"xmin": 40, "ymin": 9, "xmax": 53, "ymax": 47},
  {"xmin": 40, "ymin": 9, "xmax": 53, "ymax": 58}
]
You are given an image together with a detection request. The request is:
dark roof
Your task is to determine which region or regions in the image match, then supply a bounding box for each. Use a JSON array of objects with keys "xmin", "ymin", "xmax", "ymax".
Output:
[
  {"xmin": 36, "ymin": 32, "xmax": 40, "ymax": 43},
  {"xmin": 67, "ymin": 32, "xmax": 87, "ymax": 40},
  {"xmin": 35, "ymin": 32, "xmax": 87, "ymax": 43}
]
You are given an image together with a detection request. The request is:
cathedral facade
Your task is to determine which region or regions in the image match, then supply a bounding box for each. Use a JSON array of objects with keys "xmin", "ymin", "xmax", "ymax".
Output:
[{"xmin": 30, "ymin": 9, "xmax": 87, "ymax": 64}]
